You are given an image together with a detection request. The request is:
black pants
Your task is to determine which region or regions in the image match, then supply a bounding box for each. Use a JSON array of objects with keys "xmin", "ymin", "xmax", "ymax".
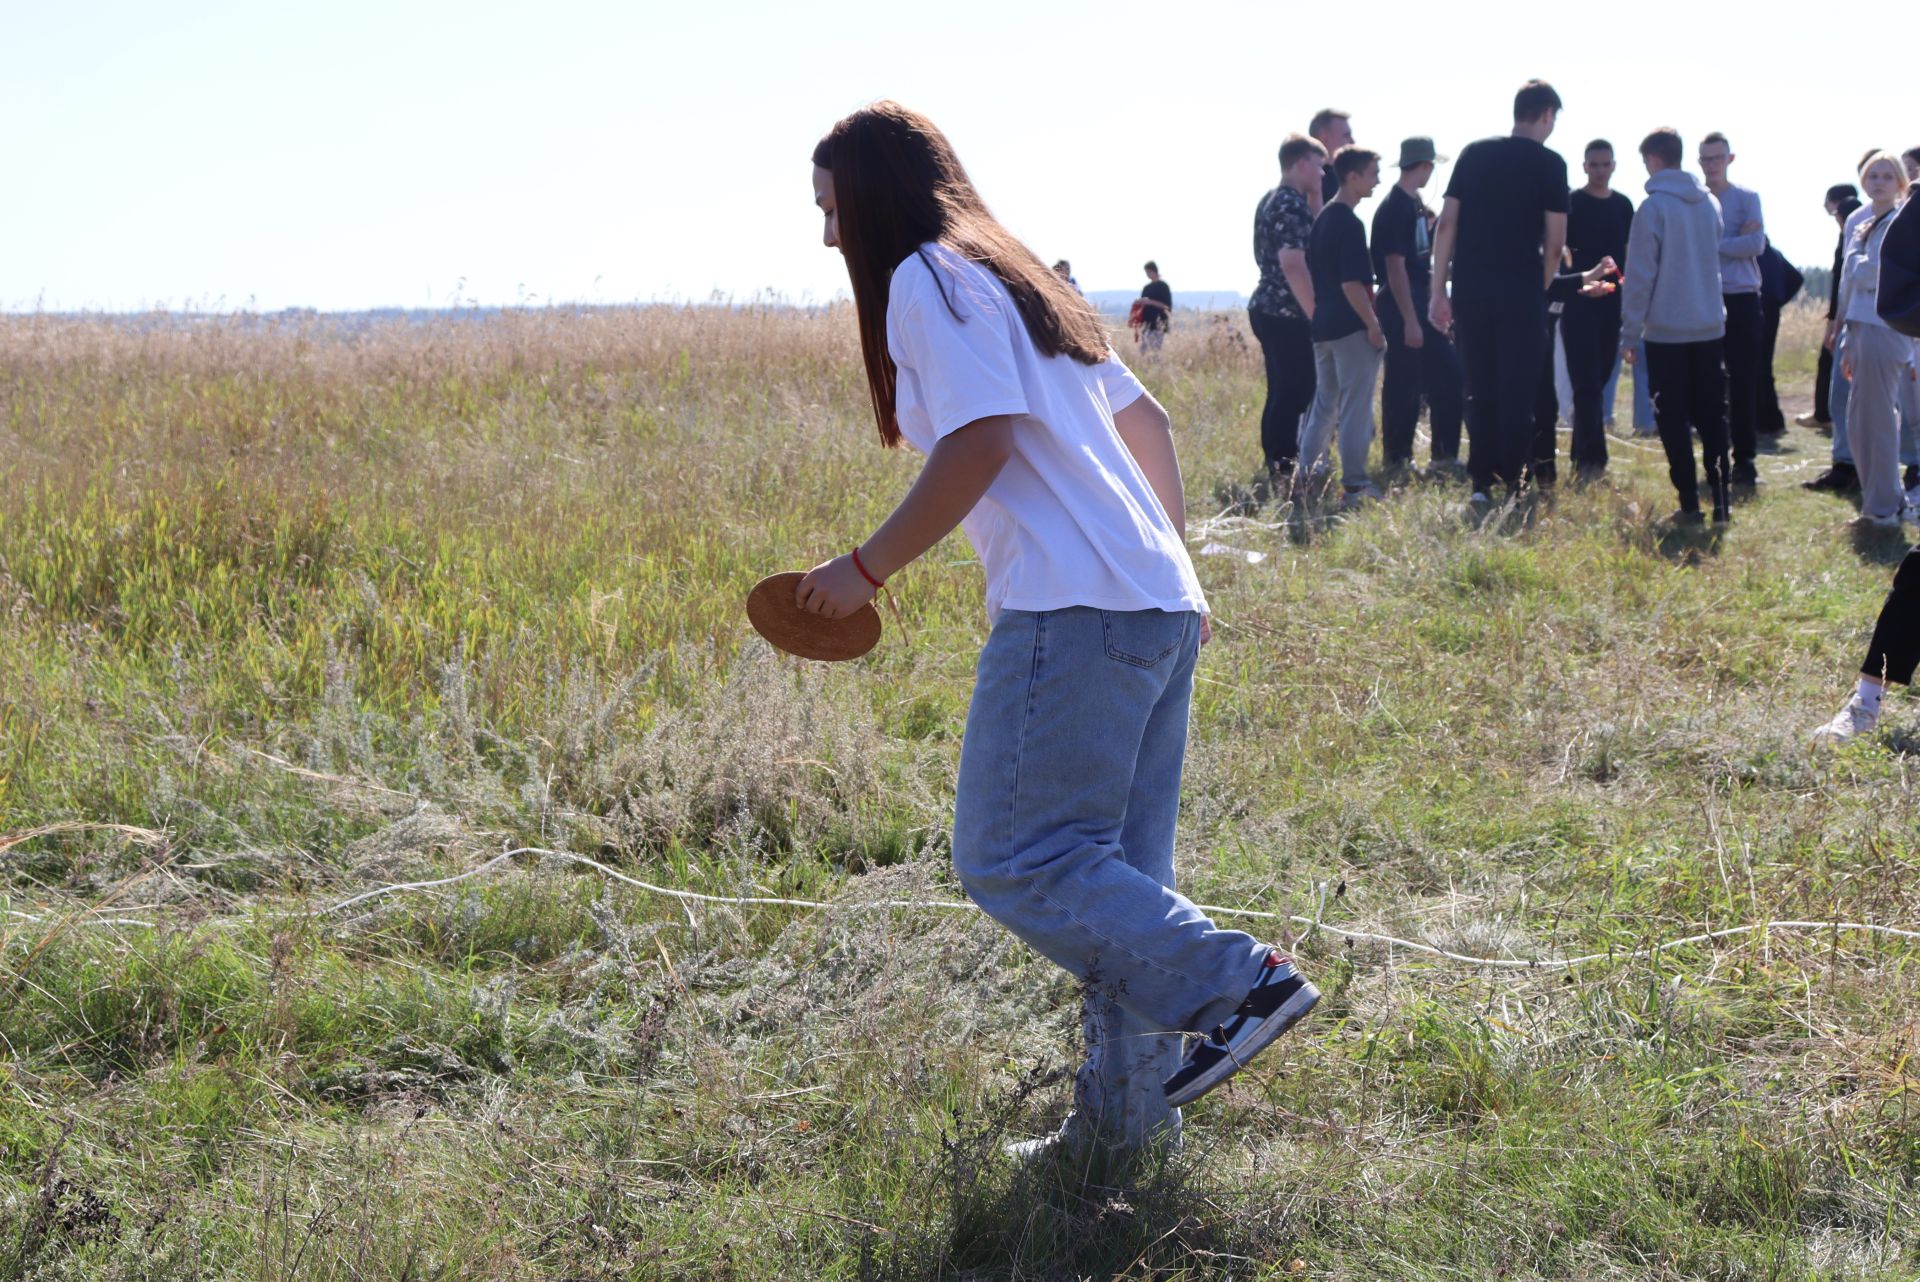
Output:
[
  {"xmin": 1815, "ymin": 344, "xmax": 1836, "ymax": 423},
  {"xmin": 1757, "ymin": 298, "xmax": 1785, "ymax": 434},
  {"xmin": 1455, "ymin": 293, "xmax": 1548, "ymax": 495},
  {"xmin": 1250, "ymin": 308, "xmax": 1314, "ymax": 468},
  {"xmin": 1864, "ymin": 547, "xmax": 1920, "ymax": 685},
  {"xmin": 1722, "ymin": 292, "xmax": 1763, "ymax": 466},
  {"xmin": 1530, "ymin": 310, "xmax": 1565, "ymax": 482},
  {"xmin": 1646, "ymin": 338, "xmax": 1730, "ymax": 509},
  {"xmin": 1379, "ymin": 299, "xmax": 1465, "ymax": 465},
  {"xmin": 1562, "ymin": 295, "xmax": 1621, "ymax": 468}
]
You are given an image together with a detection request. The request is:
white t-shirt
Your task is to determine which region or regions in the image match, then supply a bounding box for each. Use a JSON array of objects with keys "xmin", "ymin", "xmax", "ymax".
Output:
[{"xmin": 886, "ymin": 243, "xmax": 1207, "ymax": 623}]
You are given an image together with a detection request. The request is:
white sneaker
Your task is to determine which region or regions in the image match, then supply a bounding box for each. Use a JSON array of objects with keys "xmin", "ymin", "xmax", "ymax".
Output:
[{"xmin": 1812, "ymin": 697, "xmax": 1878, "ymax": 745}]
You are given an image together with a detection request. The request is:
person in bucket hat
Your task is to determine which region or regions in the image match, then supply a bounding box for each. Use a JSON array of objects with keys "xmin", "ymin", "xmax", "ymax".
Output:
[{"xmin": 1374, "ymin": 136, "xmax": 1466, "ymax": 477}]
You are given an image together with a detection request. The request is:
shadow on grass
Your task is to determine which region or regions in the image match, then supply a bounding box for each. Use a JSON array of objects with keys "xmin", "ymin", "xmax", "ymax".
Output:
[
  {"xmin": 1881, "ymin": 720, "xmax": 1920, "ymax": 757},
  {"xmin": 861, "ymin": 1070, "xmax": 1292, "ymax": 1280},
  {"xmin": 1847, "ymin": 524, "xmax": 1913, "ymax": 567},
  {"xmin": 872, "ymin": 1139, "xmax": 1279, "ymax": 1280},
  {"xmin": 1652, "ymin": 521, "xmax": 1728, "ymax": 564}
]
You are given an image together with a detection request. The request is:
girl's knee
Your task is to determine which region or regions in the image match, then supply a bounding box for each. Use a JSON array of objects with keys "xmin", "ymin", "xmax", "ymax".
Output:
[{"xmin": 949, "ymin": 826, "xmax": 1005, "ymax": 890}]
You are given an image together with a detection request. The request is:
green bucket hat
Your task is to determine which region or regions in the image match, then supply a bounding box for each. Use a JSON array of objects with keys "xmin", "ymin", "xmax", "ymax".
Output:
[{"xmin": 1395, "ymin": 137, "xmax": 1449, "ymax": 168}]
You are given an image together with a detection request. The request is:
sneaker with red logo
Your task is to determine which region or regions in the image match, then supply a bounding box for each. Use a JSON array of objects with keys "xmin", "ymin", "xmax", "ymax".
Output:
[{"xmin": 1162, "ymin": 952, "xmax": 1319, "ymax": 1107}]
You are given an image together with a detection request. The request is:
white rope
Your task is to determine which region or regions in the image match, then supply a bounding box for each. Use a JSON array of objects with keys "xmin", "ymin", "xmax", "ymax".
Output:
[
  {"xmin": 311, "ymin": 846, "xmax": 1920, "ymax": 973},
  {"xmin": 5, "ymin": 908, "xmax": 158, "ymax": 928}
]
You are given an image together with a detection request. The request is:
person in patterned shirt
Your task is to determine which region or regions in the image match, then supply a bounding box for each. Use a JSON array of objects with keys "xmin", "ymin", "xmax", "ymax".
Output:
[{"xmin": 1249, "ymin": 133, "xmax": 1327, "ymax": 482}]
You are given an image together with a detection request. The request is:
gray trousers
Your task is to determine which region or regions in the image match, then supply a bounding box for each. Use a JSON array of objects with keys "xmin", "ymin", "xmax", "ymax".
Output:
[
  {"xmin": 1846, "ymin": 323, "xmax": 1915, "ymax": 520},
  {"xmin": 1831, "ymin": 331, "xmax": 1920, "ymax": 468},
  {"xmin": 1299, "ymin": 330, "xmax": 1384, "ymax": 487}
]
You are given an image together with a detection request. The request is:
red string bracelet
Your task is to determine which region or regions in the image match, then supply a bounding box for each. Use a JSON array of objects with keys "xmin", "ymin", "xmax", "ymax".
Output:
[{"xmin": 850, "ymin": 546, "xmax": 884, "ymax": 590}]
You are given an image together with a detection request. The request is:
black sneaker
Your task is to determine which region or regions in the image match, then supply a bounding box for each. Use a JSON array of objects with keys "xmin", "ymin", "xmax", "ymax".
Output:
[
  {"xmin": 1803, "ymin": 464, "xmax": 1859, "ymax": 494},
  {"xmin": 1906, "ymin": 465, "xmax": 1919, "ymax": 492},
  {"xmin": 1672, "ymin": 508, "xmax": 1706, "ymax": 527},
  {"xmin": 1730, "ymin": 461, "xmax": 1759, "ymax": 489},
  {"xmin": 1162, "ymin": 952, "xmax": 1319, "ymax": 1108}
]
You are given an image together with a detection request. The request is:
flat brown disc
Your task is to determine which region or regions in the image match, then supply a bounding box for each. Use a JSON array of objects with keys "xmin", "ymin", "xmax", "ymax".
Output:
[{"xmin": 745, "ymin": 572, "xmax": 882, "ymax": 662}]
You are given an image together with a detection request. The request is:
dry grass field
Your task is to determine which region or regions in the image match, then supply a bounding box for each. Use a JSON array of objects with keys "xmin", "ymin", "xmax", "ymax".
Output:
[{"xmin": 2, "ymin": 300, "xmax": 1918, "ymax": 1280}]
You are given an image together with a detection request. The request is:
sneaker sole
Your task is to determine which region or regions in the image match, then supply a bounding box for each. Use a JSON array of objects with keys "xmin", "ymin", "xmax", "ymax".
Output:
[{"xmin": 1163, "ymin": 981, "xmax": 1321, "ymax": 1108}]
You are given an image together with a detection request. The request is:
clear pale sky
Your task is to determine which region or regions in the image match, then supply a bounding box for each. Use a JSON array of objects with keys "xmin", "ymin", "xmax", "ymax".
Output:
[{"xmin": 6, "ymin": 0, "xmax": 1910, "ymax": 312}]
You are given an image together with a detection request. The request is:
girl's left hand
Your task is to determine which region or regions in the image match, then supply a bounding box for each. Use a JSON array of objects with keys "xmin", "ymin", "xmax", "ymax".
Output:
[
  {"xmin": 1199, "ymin": 615, "xmax": 1213, "ymax": 647},
  {"xmin": 795, "ymin": 554, "xmax": 877, "ymax": 618}
]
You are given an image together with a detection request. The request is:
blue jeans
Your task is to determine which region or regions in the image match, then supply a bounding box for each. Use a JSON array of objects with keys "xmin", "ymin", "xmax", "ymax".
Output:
[
  {"xmin": 1605, "ymin": 338, "xmax": 1655, "ymax": 429},
  {"xmin": 952, "ymin": 606, "xmax": 1268, "ymax": 1148},
  {"xmin": 1832, "ymin": 350, "xmax": 1853, "ymax": 464}
]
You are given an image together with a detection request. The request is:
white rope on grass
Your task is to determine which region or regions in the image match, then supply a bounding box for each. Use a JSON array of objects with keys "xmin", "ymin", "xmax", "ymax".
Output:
[
  {"xmin": 318, "ymin": 847, "xmax": 959, "ymax": 916},
  {"xmin": 5, "ymin": 908, "xmax": 158, "ymax": 928},
  {"xmin": 312, "ymin": 846, "xmax": 1920, "ymax": 973}
]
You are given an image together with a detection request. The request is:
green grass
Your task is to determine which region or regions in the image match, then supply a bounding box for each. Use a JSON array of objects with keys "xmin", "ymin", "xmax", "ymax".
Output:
[{"xmin": 2, "ymin": 302, "xmax": 1917, "ymax": 1279}]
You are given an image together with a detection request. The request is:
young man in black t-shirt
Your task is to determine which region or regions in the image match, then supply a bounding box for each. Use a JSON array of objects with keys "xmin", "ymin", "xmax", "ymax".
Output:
[
  {"xmin": 1430, "ymin": 80, "xmax": 1570, "ymax": 509},
  {"xmin": 1298, "ymin": 146, "xmax": 1388, "ymax": 506},
  {"xmin": 1373, "ymin": 136, "xmax": 1465, "ymax": 475},
  {"xmin": 1561, "ymin": 139, "xmax": 1635, "ymax": 480},
  {"xmin": 1138, "ymin": 261, "xmax": 1173, "ymax": 353}
]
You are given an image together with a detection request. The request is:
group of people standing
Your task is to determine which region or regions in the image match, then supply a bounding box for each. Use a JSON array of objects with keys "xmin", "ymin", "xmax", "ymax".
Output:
[{"xmin": 1246, "ymin": 80, "xmax": 1882, "ymax": 527}]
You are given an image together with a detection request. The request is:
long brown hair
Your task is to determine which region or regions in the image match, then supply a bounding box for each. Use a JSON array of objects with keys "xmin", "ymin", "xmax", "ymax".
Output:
[{"xmin": 812, "ymin": 101, "xmax": 1108, "ymax": 447}]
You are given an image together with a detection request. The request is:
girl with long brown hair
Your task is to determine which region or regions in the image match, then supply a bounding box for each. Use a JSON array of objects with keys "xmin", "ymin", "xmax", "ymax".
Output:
[{"xmin": 796, "ymin": 100, "xmax": 1318, "ymax": 1155}]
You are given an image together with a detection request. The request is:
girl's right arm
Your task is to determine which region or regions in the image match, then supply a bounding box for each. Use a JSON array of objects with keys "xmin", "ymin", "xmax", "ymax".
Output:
[{"xmin": 794, "ymin": 416, "xmax": 1013, "ymax": 617}]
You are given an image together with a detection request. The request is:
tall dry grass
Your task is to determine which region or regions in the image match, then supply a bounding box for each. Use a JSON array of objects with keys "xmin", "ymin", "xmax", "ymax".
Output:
[{"xmin": 2, "ymin": 298, "xmax": 1917, "ymax": 1280}]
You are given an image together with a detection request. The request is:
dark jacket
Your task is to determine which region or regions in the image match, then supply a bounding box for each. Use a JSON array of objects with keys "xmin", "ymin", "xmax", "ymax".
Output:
[
  {"xmin": 1759, "ymin": 242, "xmax": 1803, "ymax": 308},
  {"xmin": 1829, "ymin": 198, "xmax": 1862, "ymax": 317},
  {"xmin": 1879, "ymin": 197, "xmax": 1920, "ymax": 338}
]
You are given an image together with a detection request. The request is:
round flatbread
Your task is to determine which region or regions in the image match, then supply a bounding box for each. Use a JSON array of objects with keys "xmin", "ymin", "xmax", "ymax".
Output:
[{"xmin": 745, "ymin": 572, "xmax": 882, "ymax": 662}]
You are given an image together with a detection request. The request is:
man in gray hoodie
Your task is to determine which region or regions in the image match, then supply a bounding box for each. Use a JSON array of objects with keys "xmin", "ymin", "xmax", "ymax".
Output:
[{"xmin": 1620, "ymin": 127, "xmax": 1731, "ymax": 524}]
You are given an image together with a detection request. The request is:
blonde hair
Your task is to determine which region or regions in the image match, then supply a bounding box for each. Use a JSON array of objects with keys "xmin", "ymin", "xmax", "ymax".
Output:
[{"xmin": 1858, "ymin": 150, "xmax": 1911, "ymax": 197}]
